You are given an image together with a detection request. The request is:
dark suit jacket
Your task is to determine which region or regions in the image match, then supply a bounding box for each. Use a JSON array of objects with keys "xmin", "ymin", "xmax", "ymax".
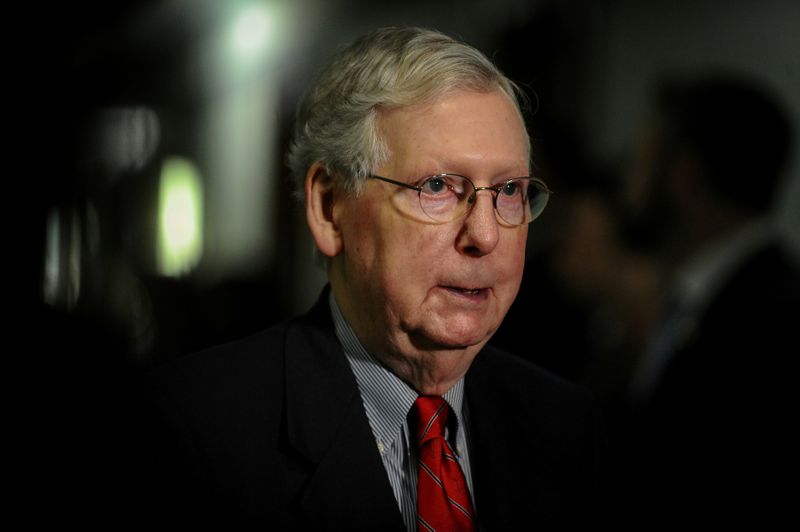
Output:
[
  {"xmin": 621, "ymin": 243, "xmax": 800, "ymax": 529},
  {"xmin": 134, "ymin": 290, "xmax": 604, "ymax": 531}
]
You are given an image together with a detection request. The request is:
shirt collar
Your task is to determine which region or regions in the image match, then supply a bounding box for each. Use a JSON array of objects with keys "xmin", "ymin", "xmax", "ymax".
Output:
[
  {"xmin": 329, "ymin": 292, "xmax": 467, "ymax": 448},
  {"xmin": 673, "ymin": 217, "xmax": 774, "ymax": 313}
]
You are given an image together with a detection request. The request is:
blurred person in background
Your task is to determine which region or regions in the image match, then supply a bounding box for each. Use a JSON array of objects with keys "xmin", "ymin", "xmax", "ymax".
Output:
[
  {"xmin": 134, "ymin": 27, "xmax": 604, "ymax": 531},
  {"xmin": 551, "ymin": 184, "xmax": 665, "ymax": 421},
  {"xmin": 618, "ymin": 74, "xmax": 799, "ymax": 529}
]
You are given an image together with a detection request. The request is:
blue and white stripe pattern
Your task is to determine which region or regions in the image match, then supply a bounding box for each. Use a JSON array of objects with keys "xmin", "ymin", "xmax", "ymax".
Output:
[{"xmin": 330, "ymin": 294, "xmax": 474, "ymax": 532}]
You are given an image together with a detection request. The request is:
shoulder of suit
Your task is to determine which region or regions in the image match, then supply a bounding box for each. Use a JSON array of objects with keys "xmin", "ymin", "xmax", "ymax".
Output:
[{"xmin": 470, "ymin": 343, "xmax": 588, "ymax": 401}]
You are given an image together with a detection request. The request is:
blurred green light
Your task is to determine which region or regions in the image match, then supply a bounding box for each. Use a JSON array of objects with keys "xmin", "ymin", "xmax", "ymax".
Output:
[
  {"xmin": 157, "ymin": 157, "xmax": 203, "ymax": 277},
  {"xmin": 232, "ymin": 4, "xmax": 273, "ymax": 56}
]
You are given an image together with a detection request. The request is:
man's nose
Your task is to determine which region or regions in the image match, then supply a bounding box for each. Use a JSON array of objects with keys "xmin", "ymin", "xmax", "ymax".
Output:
[{"xmin": 457, "ymin": 192, "xmax": 500, "ymax": 256}]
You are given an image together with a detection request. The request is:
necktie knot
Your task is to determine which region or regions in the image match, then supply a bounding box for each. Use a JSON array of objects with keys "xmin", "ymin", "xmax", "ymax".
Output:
[{"xmin": 414, "ymin": 395, "xmax": 449, "ymax": 445}]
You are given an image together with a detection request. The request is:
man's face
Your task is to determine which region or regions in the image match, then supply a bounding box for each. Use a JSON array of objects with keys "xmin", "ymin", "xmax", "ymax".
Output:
[{"xmin": 329, "ymin": 89, "xmax": 529, "ymax": 390}]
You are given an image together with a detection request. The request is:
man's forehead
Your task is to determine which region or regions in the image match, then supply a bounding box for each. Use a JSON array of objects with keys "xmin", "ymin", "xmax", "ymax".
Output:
[{"xmin": 376, "ymin": 89, "xmax": 529, "ymax": 170}]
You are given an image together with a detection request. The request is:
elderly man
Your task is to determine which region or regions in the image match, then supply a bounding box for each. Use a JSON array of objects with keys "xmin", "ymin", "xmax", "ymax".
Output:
[{"xmin": 140, "ymin": 27, "xmax": 602, "ymax": 531}]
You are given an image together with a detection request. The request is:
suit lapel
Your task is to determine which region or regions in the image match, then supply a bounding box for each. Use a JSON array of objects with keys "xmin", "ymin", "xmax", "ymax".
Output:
[
  {"xmin": 283, "ymin": 293, "xmax": 405, "ymax": 531},
  {"xmin": 466, "ymin": 352, "xmax": 545, "ymax": 530}
]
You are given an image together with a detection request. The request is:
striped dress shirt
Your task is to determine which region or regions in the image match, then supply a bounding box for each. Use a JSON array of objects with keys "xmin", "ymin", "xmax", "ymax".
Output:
[{"xmin": 329, "ymin": 294, "xmax": 475, "ymax": 532}]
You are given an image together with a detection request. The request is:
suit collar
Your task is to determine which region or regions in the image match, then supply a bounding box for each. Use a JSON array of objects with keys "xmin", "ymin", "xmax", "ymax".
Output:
[
  {"xmin": 283, "ymin": 287, "xmax": 358, "ymax": 462},
  {"xmin": 283, "ymin": 288, "xmax": 405, "ymax": 531}
]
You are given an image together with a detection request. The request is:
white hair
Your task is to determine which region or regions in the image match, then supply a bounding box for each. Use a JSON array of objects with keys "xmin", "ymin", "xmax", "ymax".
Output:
[{"xmin": 287, "ymin": 26, "xmax": 530, "ymax": 195}]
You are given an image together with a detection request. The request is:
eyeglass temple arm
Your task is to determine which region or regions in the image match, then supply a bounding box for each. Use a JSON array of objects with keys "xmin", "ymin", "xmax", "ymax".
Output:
[{"xmin": 369, "ymin": 174, "xmax": 422, "ymax": 191}]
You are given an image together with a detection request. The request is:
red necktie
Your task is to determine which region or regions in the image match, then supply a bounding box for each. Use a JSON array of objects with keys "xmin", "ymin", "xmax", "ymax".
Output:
[{"xmin": 414, "ymin": 395, "xmax": 476, "ymax": 532}]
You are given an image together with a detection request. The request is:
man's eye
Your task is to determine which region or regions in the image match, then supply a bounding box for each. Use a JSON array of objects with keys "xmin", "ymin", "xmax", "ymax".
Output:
[
  {"xmin": 422, "ymin": 177, "xmax": 449, "ymax": 194},
  {"xmin": 501, "ymin": 181, "xmax": 520, "ymax": 196}
]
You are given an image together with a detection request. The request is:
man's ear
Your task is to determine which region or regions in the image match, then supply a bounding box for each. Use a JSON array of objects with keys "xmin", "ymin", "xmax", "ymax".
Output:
[{"xmin": 305, "ymin": 163, "xmax": 343, "ymax": 258}]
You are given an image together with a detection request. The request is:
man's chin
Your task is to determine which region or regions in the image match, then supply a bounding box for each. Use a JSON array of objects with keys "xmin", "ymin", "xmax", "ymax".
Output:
[{"xmin": 413, "ymin": 325, "xmax": 494, "ymax": 352}]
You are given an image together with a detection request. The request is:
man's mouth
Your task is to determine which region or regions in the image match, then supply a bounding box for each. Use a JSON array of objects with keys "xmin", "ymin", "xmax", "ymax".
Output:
[{"xmin": 443, "ymin": 286, "xmax": 488, "ymax": 297}]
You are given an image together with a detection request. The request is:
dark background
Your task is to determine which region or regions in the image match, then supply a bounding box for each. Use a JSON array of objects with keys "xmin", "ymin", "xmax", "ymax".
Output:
[{"xmin": 28, "ymin": 0, "xmax": 799, "ymax": 365}]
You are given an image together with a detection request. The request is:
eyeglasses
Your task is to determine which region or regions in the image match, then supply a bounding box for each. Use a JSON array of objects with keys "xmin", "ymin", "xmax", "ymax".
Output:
[{"xmin": 369, "ymin": 173, "xmax": 550, "ymax": 226}]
